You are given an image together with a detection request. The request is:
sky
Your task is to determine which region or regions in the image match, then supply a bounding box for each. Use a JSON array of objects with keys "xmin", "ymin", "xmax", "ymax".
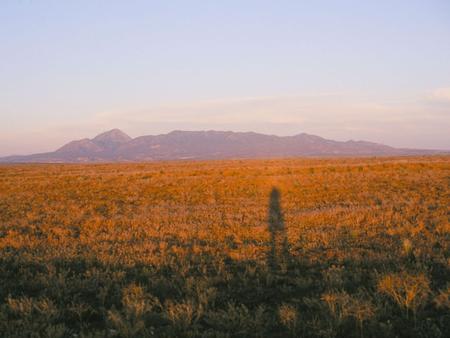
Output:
[{"xmin": 1, "ymin": 0, "xmax": 449, "ymax": 156}]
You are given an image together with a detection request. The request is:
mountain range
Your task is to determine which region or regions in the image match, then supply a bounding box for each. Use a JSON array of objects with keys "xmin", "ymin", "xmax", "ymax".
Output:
[{"xmin": 0, "ymin": 129, "xmax": 444, "ymax": 163}]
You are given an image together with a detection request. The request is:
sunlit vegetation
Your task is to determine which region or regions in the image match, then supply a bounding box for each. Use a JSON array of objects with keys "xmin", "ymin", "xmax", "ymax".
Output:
[{"xmin": 0, "ymin": 156, "xmax": 448, "ymax": 337}]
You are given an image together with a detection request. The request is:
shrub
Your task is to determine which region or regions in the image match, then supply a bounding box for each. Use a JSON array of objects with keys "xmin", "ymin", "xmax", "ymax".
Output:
[{"xmin": 377, "ymin": 272, "xmax": 430, "ymax": 321}]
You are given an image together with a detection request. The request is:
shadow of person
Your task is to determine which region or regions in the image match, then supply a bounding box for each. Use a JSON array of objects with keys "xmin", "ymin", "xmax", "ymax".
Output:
[{"xmin": 267, "ymin": 187, "xmax": 290, "ymax": 273}]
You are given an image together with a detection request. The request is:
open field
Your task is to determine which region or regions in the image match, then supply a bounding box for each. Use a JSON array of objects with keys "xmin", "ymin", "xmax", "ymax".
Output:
[{"xmin": 0, "ymin": 156, "xmax": 449, "ymax": 337}]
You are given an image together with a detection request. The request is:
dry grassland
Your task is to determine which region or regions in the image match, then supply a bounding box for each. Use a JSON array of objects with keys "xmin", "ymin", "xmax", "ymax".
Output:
[{"xmin": 0, "ymin": 156, "xmax": 448, "ymax": 337}]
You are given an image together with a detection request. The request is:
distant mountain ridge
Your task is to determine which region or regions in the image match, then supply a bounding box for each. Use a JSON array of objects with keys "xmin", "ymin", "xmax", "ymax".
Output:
[{"xmin": 0, "ymin": 129, "xmax": 444, "ymax": 163}]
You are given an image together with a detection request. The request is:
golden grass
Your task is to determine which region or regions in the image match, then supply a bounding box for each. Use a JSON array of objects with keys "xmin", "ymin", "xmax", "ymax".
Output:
[{"xmin": 0, "ymin": 156, "xmax": 448, "ymax": 337}]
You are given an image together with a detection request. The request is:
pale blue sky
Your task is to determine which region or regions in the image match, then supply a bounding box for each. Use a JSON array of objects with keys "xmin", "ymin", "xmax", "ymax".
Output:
[{"xmin": 1, "ymin": 0, "xmax": 449, "ymax": 155}]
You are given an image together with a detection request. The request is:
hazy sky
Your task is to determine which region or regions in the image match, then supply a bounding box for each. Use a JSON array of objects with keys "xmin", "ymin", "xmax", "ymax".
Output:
[{"xmin": 1, "ymin": 0, "xmax": 449, "ymax": 156}]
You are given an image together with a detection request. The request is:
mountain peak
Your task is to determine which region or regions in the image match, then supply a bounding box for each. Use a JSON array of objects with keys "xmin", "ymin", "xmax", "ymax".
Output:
[
  {"xmin": 0, "ymin": 129, "xmax": 443, "ymax": 163},
  {"xmin": 92, "ymin": 129, "xmax": 132, "ymax": 149},
  {"xmin": 93, "ymin": 129, "xmax": 131, "ymax": 142}
]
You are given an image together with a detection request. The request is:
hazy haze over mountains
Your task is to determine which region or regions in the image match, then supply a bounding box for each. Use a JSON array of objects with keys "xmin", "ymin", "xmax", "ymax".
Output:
[
  {"xmin": 2, "ymin": 2, "xmax": 449, "ymax": 156},
  {"xmin": 0, "ymin": 129, "xmax": 443, "ymax": 163}
]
